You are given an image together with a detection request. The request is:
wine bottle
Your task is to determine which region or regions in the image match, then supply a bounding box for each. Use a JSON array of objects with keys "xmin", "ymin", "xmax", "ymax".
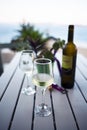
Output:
[{"xmin": 61, "ymin": 25, "xmax": 77, "ymax": 89}]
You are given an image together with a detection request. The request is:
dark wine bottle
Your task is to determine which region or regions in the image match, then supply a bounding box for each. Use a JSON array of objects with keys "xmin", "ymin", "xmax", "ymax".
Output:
[{"xmin": 61, "ymin": 25, "xmax": 77, "ymax": 89}]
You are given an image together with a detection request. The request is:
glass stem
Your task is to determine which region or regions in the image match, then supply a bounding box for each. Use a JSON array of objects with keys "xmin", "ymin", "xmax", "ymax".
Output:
[
  {"xmin": 41, "ymin": 89, "xmax": 46, "ymax": 109},
  {"xmin": 26, "ymin": 74, "xmax": 30, "ymax": 88}
]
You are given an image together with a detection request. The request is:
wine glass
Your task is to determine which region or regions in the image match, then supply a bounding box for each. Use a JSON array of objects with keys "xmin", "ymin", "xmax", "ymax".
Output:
[
  {"xmin": 19, "ymin": 50, "xmax": 36, "ymax": 95},
  {"xmin": 32, "ymin": 58, "xmax": 54, "ymax": 117}
]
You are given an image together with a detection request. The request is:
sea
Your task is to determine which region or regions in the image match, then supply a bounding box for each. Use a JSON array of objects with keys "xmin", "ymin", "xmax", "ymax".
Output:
[{"xmin": 0, "ymin": 23, "xmax": 87, "ymax": 48}]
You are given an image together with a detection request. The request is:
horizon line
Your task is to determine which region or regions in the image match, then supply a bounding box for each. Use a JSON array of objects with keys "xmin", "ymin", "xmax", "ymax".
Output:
[{"xmin": 0, "ymin": 21, "xmax": 87, "ymax": 27}]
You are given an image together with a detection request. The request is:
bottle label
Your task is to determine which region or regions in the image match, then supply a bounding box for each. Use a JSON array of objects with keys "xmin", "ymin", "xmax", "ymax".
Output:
[{"xmin": 62, "ymin": 55, "xmax": 73, "ymax": 69}]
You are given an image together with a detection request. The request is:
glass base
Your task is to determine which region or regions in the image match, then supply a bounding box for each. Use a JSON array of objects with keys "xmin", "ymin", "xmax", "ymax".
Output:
[
  {"xmin": 35, "ymin": 103, "xmax": 51, "ymax": 117},
  {"xmin": 21, "ymin": 87, "xmax": 36, "ymax": 95}
]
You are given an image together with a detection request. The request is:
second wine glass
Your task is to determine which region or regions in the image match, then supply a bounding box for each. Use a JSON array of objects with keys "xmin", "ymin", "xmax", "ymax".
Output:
[{"xmin": 19, "ymin": 50, "xmax": 36, "ymax": 95}]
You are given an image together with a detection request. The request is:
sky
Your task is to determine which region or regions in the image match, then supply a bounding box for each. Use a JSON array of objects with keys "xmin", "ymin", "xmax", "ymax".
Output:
[{"xmin": 0, "ymin": 0, "xmax": 87, "ymax": 25}]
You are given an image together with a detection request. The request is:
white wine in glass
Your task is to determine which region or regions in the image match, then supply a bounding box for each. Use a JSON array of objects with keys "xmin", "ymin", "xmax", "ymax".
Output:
[
  {"xmin": 32, "ymin": 58, "xmax": 54, "ymax": 117},
  {"xmin": 19, "ymin": 50, "xmax": 36, "ymax": 95},
  {"xmin": 33, "ymin": 73, "xmax": 53, "ymax": 89}
]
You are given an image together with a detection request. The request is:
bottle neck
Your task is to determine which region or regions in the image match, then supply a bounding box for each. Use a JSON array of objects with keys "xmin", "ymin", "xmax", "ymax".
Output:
[{"xmin": 68, "ymin": 25, "xmax": 74, "ymax": 42}]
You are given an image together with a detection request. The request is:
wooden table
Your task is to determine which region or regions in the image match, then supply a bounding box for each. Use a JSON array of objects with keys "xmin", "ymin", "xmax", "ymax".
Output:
[{"xmin": 0, "ymin": 52, "xmax": 87, "ymax": 130}]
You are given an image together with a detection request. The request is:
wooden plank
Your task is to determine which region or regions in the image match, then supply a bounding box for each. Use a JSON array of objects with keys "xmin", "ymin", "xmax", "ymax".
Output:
[
  {"xmin": 0, "ymin": 67, "xmax": 24, "ymax": 130},
  {"xmin": 68, "ymin": 83, "xmax": 87, "ymax": 130},
  {"xmin": 2, "ymin": 52, "xmax": 21, "ymax": 71},
  {"xmin": 0, "ymin": 52, "xmax": 21, "ymax": 100},
  {"xmin": 0, "ymin": 49, "xmax": 3, "ymax": 76},
  {"xmin": 33, "ymin": 89, "xmax": 54, "ymax": 130},
  {"xmin": 75, "ymin": 67, "xmax": 87, "ymax": 101},
  {"xmin": 10, "ymin": 76, "xmax": 35, "ymax": 130},
  {"xmin": 77, "ymin": 54, "xmax": 87, "ymax": 80},
  {"xmin": 52, "ymin": 90, "xmax": 77, "ymax": 130},
  {"xmin": 78, "ymin": 54, "xmax": 87, "ymax": 66}
]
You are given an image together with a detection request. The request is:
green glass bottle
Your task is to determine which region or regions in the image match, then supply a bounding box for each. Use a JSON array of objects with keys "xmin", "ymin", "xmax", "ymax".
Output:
[{"xmin": 61, "ymin": 25, "xmax": 77, "ymax": 88}]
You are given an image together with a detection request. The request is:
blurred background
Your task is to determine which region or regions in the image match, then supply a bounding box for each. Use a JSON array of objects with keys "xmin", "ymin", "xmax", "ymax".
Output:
[
  {"xmin": 0, "ymin": 0, "xmax": 87, "ymax": 46},
  {"xmin": 0, "ymin": 0, "xmax": 87, "ymax": 72}
]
